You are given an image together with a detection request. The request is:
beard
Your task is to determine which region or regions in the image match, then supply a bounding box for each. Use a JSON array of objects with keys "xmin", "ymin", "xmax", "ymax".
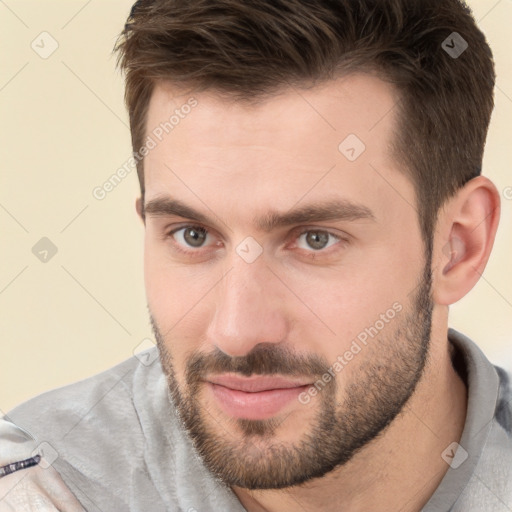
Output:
[{"xmin": 151, "ymin": 261, "xmax": 433, "ymax": 490}]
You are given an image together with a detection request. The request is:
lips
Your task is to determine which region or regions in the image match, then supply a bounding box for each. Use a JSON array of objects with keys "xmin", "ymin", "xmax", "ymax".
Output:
[
  {"xmin": 205, "ymin": 374, "xmax": 313, "ymax": 420},
  {"xmin": 207, "ymin": 375, "xmax": 312, "ymax": 393}
]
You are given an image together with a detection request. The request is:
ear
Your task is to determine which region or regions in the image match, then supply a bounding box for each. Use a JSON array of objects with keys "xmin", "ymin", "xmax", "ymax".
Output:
[
  {"xmin": 433, "ymin": 176, "xmax": 500, "ymax": 305},
  {"xmin": 136, "ymin": 197, "xmax": 145, "ymax": 224}
]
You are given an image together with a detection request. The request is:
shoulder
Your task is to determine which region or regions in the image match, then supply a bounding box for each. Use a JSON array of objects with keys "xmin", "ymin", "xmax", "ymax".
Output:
[
  {"xmin": 464, "ymin": 372, "xmax": 512, "ymax": 511},
  {"xmin": 3, "ymin": 349, "xmax": 159, "ymax": 459},
  {"xmin": 5, "ymin": 349, "xmax": 151, "ymax": 437},
  {"xmin": 434, "ymin": 331, "xmax": 512, "ymax": 511},
  {"xmin": 459, "ymin": 364, "xmax": 512, "ymax": 510},
  {"xmin": 1, "ymin": 347, "xmax": 165, "ymax": 509}
]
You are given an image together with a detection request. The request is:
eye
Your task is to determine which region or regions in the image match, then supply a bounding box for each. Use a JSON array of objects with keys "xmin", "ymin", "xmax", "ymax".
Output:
[
  {"xmin": 295, "ymin": 229, "xmax": 342, "ymax": 252},
  {"xmin": 170, "ymin": 225, "xmax": 211, "ymax": 249}
]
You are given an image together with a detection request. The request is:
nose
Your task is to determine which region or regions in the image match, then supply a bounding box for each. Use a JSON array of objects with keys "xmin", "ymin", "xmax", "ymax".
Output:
[{"xmin": 205, "ymin": 256, "xmax": 289, "ymax": 358}]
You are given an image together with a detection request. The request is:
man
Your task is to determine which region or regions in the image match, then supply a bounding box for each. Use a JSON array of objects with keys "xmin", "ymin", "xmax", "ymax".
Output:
[{"xmin": 1, "ymin": 0, "xmax": 510, "ymax": 510}]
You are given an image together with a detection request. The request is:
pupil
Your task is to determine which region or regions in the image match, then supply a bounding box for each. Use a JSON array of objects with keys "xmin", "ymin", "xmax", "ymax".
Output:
[
  {"xmin": 306, "ymin": 231, "xmax": 328, "ymax": 250},
  {"xmin": 184, "ymin": 227, "xmax": 206, "ymax": 247}
]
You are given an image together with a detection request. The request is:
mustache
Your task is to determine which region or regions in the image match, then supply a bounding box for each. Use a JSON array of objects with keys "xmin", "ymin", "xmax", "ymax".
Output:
[{"xmin": 185, "ymin": 343, "xmax": 330, "ymax": 383}]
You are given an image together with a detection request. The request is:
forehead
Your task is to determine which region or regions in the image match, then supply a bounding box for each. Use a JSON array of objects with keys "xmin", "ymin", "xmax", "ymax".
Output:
[
  {"xmin": 142, "ymin": 73, "xmax": 415, "ymax": 229},
  {"xmin": 145, "ymin": 73, "xmax": 399, "ymax": 148}
]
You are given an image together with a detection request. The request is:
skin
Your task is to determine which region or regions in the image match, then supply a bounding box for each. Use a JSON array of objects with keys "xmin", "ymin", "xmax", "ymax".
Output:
[{"xmin": 136, "ymin": 73, "xmax": 500, "ymax": 512}]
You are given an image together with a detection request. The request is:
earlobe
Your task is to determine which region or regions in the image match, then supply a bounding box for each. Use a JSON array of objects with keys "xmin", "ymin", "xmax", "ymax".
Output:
[{"xmin": 434, "ymin": 176, "xmax": 500, "ymax": 306}]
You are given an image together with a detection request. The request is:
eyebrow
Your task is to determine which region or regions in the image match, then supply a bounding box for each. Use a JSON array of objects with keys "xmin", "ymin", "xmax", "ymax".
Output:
[{"xmin": 143, "ymin": 196, "xmax": 375, "ymax": 232}]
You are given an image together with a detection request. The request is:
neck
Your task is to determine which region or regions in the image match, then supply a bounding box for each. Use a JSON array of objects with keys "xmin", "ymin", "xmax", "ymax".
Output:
[{"xmin": 232, "ymin": 329, "xmax": 468, "ymax": 512}]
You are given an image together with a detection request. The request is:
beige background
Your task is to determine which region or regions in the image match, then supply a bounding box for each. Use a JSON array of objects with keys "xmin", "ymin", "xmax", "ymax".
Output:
[{"xmin": 1, "ymin": 0, "xmax": 511, "ymax": 412}]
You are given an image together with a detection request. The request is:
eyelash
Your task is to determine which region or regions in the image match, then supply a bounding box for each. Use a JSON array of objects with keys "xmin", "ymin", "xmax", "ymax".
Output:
[{"xmin": 165, "ymin": 224, "xmax": 348, "ymax": 258}]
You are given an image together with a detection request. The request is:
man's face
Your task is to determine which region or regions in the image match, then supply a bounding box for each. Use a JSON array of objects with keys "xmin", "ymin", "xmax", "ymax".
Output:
[{"xmin": 142, "ymin": 74, "xmax": 433, "ymax": 488}]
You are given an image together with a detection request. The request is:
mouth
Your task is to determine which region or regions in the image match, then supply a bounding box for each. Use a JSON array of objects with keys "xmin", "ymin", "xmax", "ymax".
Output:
[{"xmin": 205, "ymin": 374, "xmax": 313, "ymax": 420}]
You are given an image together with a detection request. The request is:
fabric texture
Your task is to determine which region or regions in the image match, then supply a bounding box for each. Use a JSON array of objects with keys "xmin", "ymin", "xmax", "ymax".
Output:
[{"xmin": 1, "ymin": 329, "xmax": 511, "ymax": 511}]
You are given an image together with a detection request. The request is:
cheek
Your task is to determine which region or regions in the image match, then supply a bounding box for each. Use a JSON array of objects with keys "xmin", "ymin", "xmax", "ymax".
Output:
[
  {"xmin": 143, "ymin": 237, "xmax": 217, "ymax": 346},
  {"xmin": 284, "ymin": 247, "xmax": 420, "ymax": 357}
]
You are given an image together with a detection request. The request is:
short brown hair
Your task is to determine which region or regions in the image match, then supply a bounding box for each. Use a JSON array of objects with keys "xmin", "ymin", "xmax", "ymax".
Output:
[{"xmin": 114, "ymin": 0, "xmax": 495, "ymax": 243}]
